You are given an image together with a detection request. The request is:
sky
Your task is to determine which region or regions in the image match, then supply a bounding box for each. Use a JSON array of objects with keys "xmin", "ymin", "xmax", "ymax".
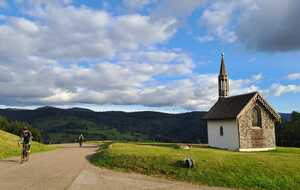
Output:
[{"xmin": 0, "ymin": 0, "xmax": 299, "ymax": 113}]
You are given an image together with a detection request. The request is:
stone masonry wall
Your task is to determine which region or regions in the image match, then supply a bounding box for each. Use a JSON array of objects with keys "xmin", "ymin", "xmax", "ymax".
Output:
[{"xmin": 238, "ymin": 100, "xmax": 276, "ymax": 149}]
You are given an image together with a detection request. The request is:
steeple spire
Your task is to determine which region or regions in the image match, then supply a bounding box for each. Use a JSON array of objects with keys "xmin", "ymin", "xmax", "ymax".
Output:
[
  {"xmin": 218, "ymin": 52, "xmax": 229, "ymax": 97},
  {"xmin": 220, "ymin": 52, "xmax": 226, "ymax": 75}
]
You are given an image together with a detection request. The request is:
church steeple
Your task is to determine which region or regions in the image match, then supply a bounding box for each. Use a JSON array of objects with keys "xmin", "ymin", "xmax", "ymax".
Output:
[{"xmin": 218, "ymin": 52, "xmax": 229, "ymax": 97}]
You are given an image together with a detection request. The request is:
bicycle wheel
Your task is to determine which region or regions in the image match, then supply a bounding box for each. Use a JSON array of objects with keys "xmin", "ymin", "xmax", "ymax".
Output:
[
  {"xmin": 21, "ymin": 148, "xmax": 26, "ymax": 163},
  {"xmin": 25, "ymin": 144, "xmax": 29, "ymax": 161}
]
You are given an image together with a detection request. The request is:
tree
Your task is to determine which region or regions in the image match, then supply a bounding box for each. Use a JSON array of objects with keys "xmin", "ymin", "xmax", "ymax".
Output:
[
  {"xmin": 0, "ymin": 116, "xmax": 42, "ymax": 142},
  {"xmin": 276, "ymin": 112, "xmax": 300, "ymax": 147}
]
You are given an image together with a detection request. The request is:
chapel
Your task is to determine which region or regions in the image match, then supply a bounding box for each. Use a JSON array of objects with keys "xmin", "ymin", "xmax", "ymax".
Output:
[{"xmin": 204, "ymin": 53, "xmax": 281, "ymax": 151}]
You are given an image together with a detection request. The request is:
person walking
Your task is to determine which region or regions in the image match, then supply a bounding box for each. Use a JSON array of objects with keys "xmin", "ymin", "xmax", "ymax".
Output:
[{"xmin": 78, "ymin": 133, "xmax": 84, "ymax": 147}]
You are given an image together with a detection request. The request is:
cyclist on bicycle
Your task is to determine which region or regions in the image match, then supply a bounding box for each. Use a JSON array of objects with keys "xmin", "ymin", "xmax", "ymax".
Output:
[
  {"xmin": 19, "ymin": 127, "xmax": 33, "ymax": 163},
  {"xmin": 78, "ymin": 133, "xmax": 84, "ymax": 147}
]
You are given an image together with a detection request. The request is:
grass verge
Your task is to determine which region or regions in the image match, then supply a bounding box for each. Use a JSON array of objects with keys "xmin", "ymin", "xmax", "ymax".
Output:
[
  {"xmin": 0, "ymin": 130, "xmax": 56, "ymax": 160},
  {"xmin": 90, "ymin": 142, "xmax": 300, "ymax": 190}
]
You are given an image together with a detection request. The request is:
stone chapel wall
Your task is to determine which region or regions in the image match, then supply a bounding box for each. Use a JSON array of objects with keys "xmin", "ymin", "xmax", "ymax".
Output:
[{"xmin": 238, "ymin": 102, "xmax": 276, "ymax": 149}]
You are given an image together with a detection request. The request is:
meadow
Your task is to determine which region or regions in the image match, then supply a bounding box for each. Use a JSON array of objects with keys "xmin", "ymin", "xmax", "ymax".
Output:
[
  {"xmin": 90, "ymin": 142, "xmax": 300, "ymax": 190},
  {"xmin": 0, "ymin": 130, "xmax": 55, "ymax": 159}
]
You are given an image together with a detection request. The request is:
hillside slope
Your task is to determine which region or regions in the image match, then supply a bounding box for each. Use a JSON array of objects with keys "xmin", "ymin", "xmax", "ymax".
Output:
[
  {"xmin": 0, "ymin": 107, "xmax": 292, "ymax": 145},
  {"xmin": 0, "ymin": 130, "xmax": 54, "ymax": 159},
  {"xmin": 0, "ymin": 107, "xmax": 208, "ymax": 144}
]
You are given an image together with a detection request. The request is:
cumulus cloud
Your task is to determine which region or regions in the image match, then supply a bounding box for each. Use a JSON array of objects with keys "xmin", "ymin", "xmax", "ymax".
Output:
[
  {"xmin": 268, "ymin": 83, "xmax": 300, "ymax": 96},
  {"xmin": 202, "ymin": 0, "xmax": 300, "ymax": 51},
  {"xmin": 199, "ymin": 0, "xmax": 257, "ymax": 43},
  {"xmin": 0, "ymin": 1, "xmax": 179, "ymax": 108},
  {"xmin": 237, "ymin": 0, "xmax": 300, "ymax": 52},
  {"xmin": 1, "ymin": 0, "xmax": 296, "ymax": 111},
  {"xmin": 122, "ymin": 0, "xmax": 152, "ymax": 11},
  {"xmin": 288, "ymin": 73, "xmax": 300, "ymax": 80},
  {"xmin": 0, "ymin": 3, "xmax": 176, "ymax": 61},
  {"xmin": 152, "ymin": 0, "xmax": 206, "ymax": 20},
  {"xmin": 200, "ymin": 3, "xmax": 235, "ymax": 43},
  {"xmin": 34, "ymin": 71, "xmax": 263, "ymax": 110},
  {"xmin": 0, "ymin": 44, "xmax": 263, "ymax": 110},
  {"xmin": 198, "ymin": 0, "xmax": 300, "ymax": 52}
]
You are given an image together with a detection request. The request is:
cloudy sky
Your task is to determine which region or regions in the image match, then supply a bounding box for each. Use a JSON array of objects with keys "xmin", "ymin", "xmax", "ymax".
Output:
[{"xmin": 0, "ymin": 0, "xmax": 299, "ymax": 113}]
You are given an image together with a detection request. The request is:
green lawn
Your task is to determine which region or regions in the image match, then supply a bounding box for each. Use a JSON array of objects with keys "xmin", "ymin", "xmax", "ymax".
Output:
[
  {"xmin": 0, "ymin": 130, "xmax": 55, "ymax": 159},
  {"xmin": 90, "ymin": 142, "xmax": 300, "ymax": 190}
]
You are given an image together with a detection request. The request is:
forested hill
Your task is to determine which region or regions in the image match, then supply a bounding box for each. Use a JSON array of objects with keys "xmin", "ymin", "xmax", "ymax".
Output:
[{"xmin": 0, "ymin": 107, "xmax": 208, "ymax": 144}]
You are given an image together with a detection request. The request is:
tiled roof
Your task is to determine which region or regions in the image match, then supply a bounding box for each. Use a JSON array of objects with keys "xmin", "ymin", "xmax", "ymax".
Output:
[{"xmin": 204, "ymin": 92, "xmax": 257, "ymax": 120}]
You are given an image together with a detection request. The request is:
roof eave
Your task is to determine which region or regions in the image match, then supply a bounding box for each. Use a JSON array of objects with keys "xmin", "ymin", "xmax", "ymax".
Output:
[
  {"xmin": 236, "ymin": 92, "xmax": 258, "ymax": 119},
  {"xmin": 206, "ymin": 117, "xmax": 237, "ymax": 121}
]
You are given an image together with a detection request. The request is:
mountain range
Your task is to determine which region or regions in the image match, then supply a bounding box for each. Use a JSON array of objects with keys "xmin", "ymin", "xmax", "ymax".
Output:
[{"xmin": 0, "ymin": 106, "xmax": 208, "ymax": 144}]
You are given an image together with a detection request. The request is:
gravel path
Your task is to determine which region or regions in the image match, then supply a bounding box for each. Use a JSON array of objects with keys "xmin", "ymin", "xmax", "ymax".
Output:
[{"xmin": 0, "ymin": 144, "xmax": 234, "ymax": 190}]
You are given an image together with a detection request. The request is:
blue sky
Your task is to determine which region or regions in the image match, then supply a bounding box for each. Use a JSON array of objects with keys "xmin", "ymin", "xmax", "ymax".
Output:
[{"xmin": 0, "ymin": 0, "xmax": 299, "ymax": 113}]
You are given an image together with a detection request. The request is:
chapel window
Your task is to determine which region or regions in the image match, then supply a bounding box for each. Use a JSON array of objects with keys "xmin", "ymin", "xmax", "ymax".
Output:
[
  {"xmin": 252, "ymin": 106, "xmax": 262, "ymax": 127},
  {"xmin": 220, "ymin": 126, "xmax": 224, "ymax": 136}
]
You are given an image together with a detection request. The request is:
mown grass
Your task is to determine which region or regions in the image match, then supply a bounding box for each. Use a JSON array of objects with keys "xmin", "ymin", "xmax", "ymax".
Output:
[
  {"xmin": 90, "ymin": 142, "xmax": 300, "ymax": 190},
  {"xmin": 0, "ymin": 130, "xmax": 56, "ymax": 160}
]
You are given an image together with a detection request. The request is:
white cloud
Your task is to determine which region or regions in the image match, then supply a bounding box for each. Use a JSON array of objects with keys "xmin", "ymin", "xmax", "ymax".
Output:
[
  {"xmin": 288, "ymin": 73, "xmax": 300, "ymax": 80},
  {"xmin": 0, "ymin": 4, "xmax": 176, "ymax": 61},
  {"xmin": 199, "ymin": 1, "xmax": 237, "ymax": 43},
  {"xmin": 41, "ymin": 70, "xmax": 264, "ymax": 110},
  {"xmin": 199, "ymin": 0, "xmax": 257, "ymax": 43},
  {"xmin": 268, "ymin": 83, "xmax": 300, "ymax": 96},
  {"xmin": 1, "ymin": 0, "xmax": 295, "ymax": 111},
  {"xmin": 252, "ymin": 73, "xmax": 263, "ymax": 81},
  {"xmin": 152, "ymin": 0, "xmax": 206, "ymax": 20},
  {"xmin": 196, "ymin": 35, "xmax": 214, "ymax": 43},
  {"xmin": 122, "ymin": 0, "xmax": 152, "ymax": 11},
  {"xmin": 10, "ymin": 17, "xmax": 40, "ymax": 34},
  {"xmin": 111, "ymin": 14, "xmax": 176, "ymax": 50},
  {"xmin": 0, "ymin": 45, "xmax": 264, "ymax": 110},
  {"xmin": 201, "ymin": 0, "xmax": 300, "ymax": 51}
]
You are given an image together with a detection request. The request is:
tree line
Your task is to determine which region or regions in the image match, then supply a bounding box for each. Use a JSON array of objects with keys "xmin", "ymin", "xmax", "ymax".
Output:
[
  {"xmin": 276, "ymin": 111, "xmax": 300, "ymax": 147},
  {"xmin": 0, "ymin": 116, "xmax": 42, "ymax": 142}
]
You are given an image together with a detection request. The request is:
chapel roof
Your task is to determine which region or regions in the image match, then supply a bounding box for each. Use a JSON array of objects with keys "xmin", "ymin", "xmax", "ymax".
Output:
[
  {"xmin": 204, "ymin": 92, "xmax": 256, "ymax": 120},
  {"xmin": 203, "ymin": 91, "xmax": 281, "ymax": 122}
]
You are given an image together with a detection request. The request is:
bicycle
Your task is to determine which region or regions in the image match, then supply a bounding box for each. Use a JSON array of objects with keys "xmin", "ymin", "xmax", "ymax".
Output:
[{"xmin": 21, "ymin": 143, "xmax": 31, "ymax": 163}]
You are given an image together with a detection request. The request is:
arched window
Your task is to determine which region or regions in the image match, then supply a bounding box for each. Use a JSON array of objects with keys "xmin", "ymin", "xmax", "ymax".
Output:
[
  {"xmin": 252, "ymin": 106, "xmax": 262, "ymax": 127},
  {"xmin": 220, "ymin": 126, "xmax": 224, "ymax": 136}
]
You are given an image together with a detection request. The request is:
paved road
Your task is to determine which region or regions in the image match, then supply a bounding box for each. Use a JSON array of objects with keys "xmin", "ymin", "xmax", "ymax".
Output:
[{"xmin": 0, "ymin": 144, "xmax": 234, "ymax": 190}]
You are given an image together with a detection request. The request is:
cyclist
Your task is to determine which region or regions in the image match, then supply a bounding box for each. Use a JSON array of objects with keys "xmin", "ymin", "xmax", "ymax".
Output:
[
  {"xmin": 78, "ymin": 133, "xmax": 84, "ymax": 147},
  {"xmin": 19, "ymin": 127, "xmax": 33, "ymax": 163}
]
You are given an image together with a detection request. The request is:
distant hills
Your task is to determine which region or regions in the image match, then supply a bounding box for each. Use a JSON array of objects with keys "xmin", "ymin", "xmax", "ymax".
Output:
[
  {"xmin": 0, "ymin": 106, "xmax": 292, "ymax": 144},
  {"xmin": 0, "ymin": 106, "xmax": 208, "ymax": 144},
  {"xmin": 279, "ymin": 113, "xmax": 292, "ymax": 122}
]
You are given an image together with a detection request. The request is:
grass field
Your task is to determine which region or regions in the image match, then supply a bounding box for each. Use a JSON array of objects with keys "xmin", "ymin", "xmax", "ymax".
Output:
[
  {"xmin": 90, "ymin": 142, "xmax": 300, "ymax": 190},
  {"xmin": 0, "ymin": 130, "xmax": 55, "ymax": 160}
]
